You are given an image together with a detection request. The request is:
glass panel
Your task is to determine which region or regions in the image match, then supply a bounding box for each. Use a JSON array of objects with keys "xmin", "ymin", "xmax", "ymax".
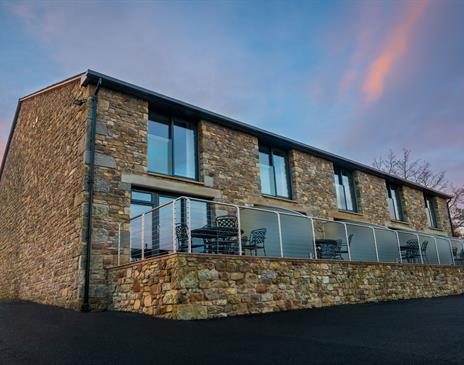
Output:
[
  {"xmin": 157, "ymin": 203, "xmax": 175, "ymax": 254},
  {"xmin": 450, "ymin": 239, "xmax": 464, "ymax": 266},
  {"xmin": 273, "ymin": 151, "xmax": 290, "ymax": 198},
  {"xmin": 173, "ymin": 121, "xmax": 196, "ymax": 179},
  {"xmin": 387, "ymin": 198, "xmax": 396, "ymax": 220},
  {"xmin": 240, "ymin": 208, "xmax": 280, "ymax": 257},
  {"xmin": 341, "ymin": 173, "xmax": 355, "ymax": 211},
  {"xmin": 435, "ymin": 237, "xmax": 453, "ymax": 265},
  {"xmin": 397, "ymin": 231, "xmax": 422, "ymax": 264},
  {"xmin": 417, "ymin": 234, "xmax": 438, "ymax": 264},
  {"xmin": 148, "ymin": 120, "xmax": 171, "ymax": 174},
  {"xmin": 131, "ymin": 191, "xmax": 152, "ymax": 202},
  {"xmin": 260, "ymin": 150, "xmax": 275, "ymax": 196},
  {"xmin": 281, "ymin": 214, "xmax": 315, "ymax": 259},
  {"xmin": 392, "ymin": 187, "xmax": 404, "ymax": 221},
  {"xmin": 335, "ymin": 180, "xmax": 347, "ymax": 211},
  {"xmin": 375, "ymin": 228, "xmax": 401, "ymax": 263},
  {"xmin": 187, "ymin": 200, "xmax": 209, "ymax": 253},
  {"xmin": 130, "ymin": 214, "xmax": 142, "ymax": 261},
  {"xmin": 313, "ymin": 220, "xmax": 349, "ymax": 260},
  {"xmin": 346, "ymin": 224, "xmax": 377, "ymax": 262}
]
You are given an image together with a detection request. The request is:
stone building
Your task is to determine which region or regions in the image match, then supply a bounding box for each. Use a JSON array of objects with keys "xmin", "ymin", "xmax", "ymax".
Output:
[{"xmin": 1, "ymin": 70, "xmax": 462, "ymax": 318}]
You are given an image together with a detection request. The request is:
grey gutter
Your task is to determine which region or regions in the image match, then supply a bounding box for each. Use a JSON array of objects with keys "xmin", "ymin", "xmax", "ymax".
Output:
[
  {"xmin": 80, "ymin": 69, "xmax": 452, "ymax": 199},
  {"xmin": 0, "ymin": 100, "xmax": 22, "ymax": 181}
]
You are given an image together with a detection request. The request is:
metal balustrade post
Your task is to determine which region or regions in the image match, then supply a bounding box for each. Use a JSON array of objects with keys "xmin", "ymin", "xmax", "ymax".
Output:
[
  {"xmin": 448, "ymin": 239, "xmax": 455, "ymax": 265},
  {"xmin": 141, "ymin": 214, "xmax": 145, "ymax": 260},
  {"xmin": 343, "ymin": 223, "xmax": 352, "ymax": 261},
  {"xmin": 117, "ymin": 223, "xmax": 121, "ymax": 266},
  {"xmin": 311, "ymin": 218, "xmax": 317, "ymax": 259},
  {"xmin": 371, "ymin": 227, "xmax": 380, "ymax": 262},
  {"xmin": 172, "ymin": 202, "xmax": 177, "ymax": 253},
  {"xmin": 395, "ymin": 231, "xmax": 402, "ymax": 264},
  {"xmin": 415, "ymin": 233, "xmax": 423, "ymax": 264},
  {"xmin": 276, "ymin": 212, "xmax": 283, "ymax": 258},
  {"xmin": 236, "ymin": 206, "xmax": 242, "ymax": 256},
  {"xmin": 433, "ymin": 237, "xmax": 440, "ymax": 265},
  {"xmin": 311, "ymin": 218, "xmax": 318, "ymax": 259},
  {"xmin": 186, "ymin": 198, "xmax": 192, "ymax": 253}
]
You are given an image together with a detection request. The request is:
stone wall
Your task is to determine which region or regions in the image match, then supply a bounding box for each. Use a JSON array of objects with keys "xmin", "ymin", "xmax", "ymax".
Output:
[
  {"xmin": 0, "ymin": 79, "xmax": 89, "ymax": 309},
  {"xmin": 289, "ymin": 150, "xmax": 337, "ymax": 217},
  {"xmin": 86, "ymin": 87, "xmax": 149, "ymax": 308},
  {"xmin": 107, "ymin": 253, "xmax": 464, "ymax": 320},
  {"xmin": 353, "ymin": 171, "xmax": 390, "ymax": 225}
]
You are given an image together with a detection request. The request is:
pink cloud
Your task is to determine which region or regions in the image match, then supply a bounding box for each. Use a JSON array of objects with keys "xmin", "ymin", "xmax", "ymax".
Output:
[{"xmin": 362, "ymin": 0, "xmax": 429, "ymax": 102}]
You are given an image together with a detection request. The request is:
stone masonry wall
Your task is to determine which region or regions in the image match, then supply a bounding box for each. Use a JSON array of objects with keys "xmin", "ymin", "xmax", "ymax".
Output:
[
  {"xmin": 289, "ymin": 150, "xmax": 337, "ymax": 217},
  {"xmin": 198, "ymin": 120, "xmax": 261, "ymax": 205},
  {"xmin": 353, "ymin": 171, "xmax": 390, "ymax": 225},
  {"xmin": 0, "ymin": 79, "xmax": 89, "ymax": 309},
  {"xmin": 108, "ymin": 253, "xmax": 464, "ymax": 320},
  {"xmin": 84, "ymin": 87, "xmax": 149, "ymax": 308}
]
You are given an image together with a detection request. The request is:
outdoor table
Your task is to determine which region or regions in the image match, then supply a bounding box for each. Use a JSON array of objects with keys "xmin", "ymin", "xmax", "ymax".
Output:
[
  {"xmin": 400, "ymin": 245, "xmax": 420, "ymax": 263},
  {"xmin": 191, "ymin": 226, "xmax": 244, "ymax": 254},
  {"xmin": 315, "ymin": 239, "xmax": 339, "ymax": 259}
]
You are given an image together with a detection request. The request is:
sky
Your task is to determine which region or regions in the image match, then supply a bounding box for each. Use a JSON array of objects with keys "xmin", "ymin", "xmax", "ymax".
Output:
[{"xmin": 0, "ymin": 0, "xmax": 463, "ymax": 188}]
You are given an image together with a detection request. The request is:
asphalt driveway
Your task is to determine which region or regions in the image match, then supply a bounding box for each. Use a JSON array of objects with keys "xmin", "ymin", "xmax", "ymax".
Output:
[{"xmin": 1, "ymin": 296, "xmax": 463, "ymax": 365}]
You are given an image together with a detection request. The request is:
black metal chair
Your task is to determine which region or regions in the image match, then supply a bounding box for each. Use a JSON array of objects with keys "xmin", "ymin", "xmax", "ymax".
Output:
[
  {"xmin": 215, "ymin": 215, "xmax": 239, "ymax": 254},
  {"xmin": 175, "ymin": 223, "xmax": 205, "ymax": 252},
  {"xmin": 242, "ymin": 228, "xmax": 267, "ymax": 256},
  {"xmin": 318, "ymin": 240, "xmax": 342, "ymax": 260},
  {"xmin": 402, "ymin": 239, "xmax": 420, "ymax": 263}
]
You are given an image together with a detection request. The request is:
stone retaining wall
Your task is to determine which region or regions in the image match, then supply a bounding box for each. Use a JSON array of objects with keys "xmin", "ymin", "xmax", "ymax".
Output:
[{"xmin": 107, "ymin": 253, "xmax": 464, "ymax": 320}]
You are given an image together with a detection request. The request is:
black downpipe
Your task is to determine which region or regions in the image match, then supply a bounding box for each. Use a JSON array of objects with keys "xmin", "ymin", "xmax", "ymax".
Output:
[
  {"xmin": 446, "ymin": 198, "xmax": 455, "ymax": 237},
  {"xmin": 82, "ymin": 78, "xmax": 102, "ymax": 312}
]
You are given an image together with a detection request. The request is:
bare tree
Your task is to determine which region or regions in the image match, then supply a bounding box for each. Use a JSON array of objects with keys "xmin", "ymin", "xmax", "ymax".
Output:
[{"xmin": 373, "ymin": 148, "xmax": 463, "ymax": 236}]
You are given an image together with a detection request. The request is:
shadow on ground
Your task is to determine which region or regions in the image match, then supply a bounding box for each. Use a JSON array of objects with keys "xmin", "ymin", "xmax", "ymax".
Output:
[{"xmin": 1, "ymin": 295, "xmax": 463, "ymax": 365}]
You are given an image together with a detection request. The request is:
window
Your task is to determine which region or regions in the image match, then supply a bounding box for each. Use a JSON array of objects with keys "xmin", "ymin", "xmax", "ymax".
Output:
[
  {"xmin": 259, "ymin": 145, "xmax": 291, "ymax": 199},
  {"xmin": 147, "ymin": 112, "xmax": 197, "ymax": 180},
  {"xmin": 334, "ymin": 167, "xmax": 357, "ymax": 212},
  {"xmin": 386, "ymin": 183, "xmax": 404, "ymax": 221},
  {"xmin": 424, "ymin": 194, "xmax": 438, "ymax": 228}
]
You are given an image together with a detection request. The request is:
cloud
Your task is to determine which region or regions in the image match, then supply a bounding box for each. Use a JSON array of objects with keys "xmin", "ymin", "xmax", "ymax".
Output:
[{"xmin": 362, "ymin": 0, "xmax": 429, "ymax": 102}]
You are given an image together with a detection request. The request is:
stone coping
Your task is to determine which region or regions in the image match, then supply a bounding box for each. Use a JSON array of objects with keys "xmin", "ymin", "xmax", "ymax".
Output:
[{"xmin": 108, "ymin": 252, "xmax": 459, "ymax": 271}]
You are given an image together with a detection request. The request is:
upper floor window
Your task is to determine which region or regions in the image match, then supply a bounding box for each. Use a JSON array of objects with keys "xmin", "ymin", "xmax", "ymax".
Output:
[
  {"xmin": 334, "ymin": 167, "xmax": 357, "ymax": 212},
  {"xmin": 259, "ymin": 145, "xmax": 291, "ymax": 199},
  {"xmin": 424, "ymin": 194, "xmax": 438, "ymax": 228},
  {"xmin": 147, "ymin": 112, "xmax": 197, "ymax": 180},
  {"xmin": 386, "ymin": 183, "xmax": 404, "ymax": 221}
]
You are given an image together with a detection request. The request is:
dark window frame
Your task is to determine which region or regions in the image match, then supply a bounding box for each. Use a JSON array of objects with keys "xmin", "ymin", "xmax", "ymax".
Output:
[
  {"xmin": 334, "ymin": 166, "xmax": 358, "ymax": 212},
  {"xmin": 147, "ymin": 112, "xmax": 199, "ymax": 181},
  {"xmin": 424, "ymin": 193, "xmax": 439, "ymax": 229},
  {"xmin": 259, "ymin": 144, "xmax": 292, "ymax": 199},
  {"xmin": 386, "ymin": 182, "xmax": 405, "ymax": 221}
]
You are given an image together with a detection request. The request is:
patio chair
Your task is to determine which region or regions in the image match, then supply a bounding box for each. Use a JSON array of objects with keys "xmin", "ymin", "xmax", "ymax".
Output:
[
  {"xmin": 175, "ymin": 223, "xmax": 205, "ymax": 252},
  {"xmin": 402, "ymin": 239, "xmax": 420, "ymax": 263},
  {"xmin": 242, "ymin": 228, "xmax": 267, "ymax": 256},
  {"xmin": 215, "ymin": 215, "xmax": 239, "ymax": 254}
]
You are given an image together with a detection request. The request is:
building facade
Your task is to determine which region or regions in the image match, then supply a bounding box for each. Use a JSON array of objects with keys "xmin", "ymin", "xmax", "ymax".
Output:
[{"xmin": 0, "ymin": 70, "xmax": 460, "ymax": 315}]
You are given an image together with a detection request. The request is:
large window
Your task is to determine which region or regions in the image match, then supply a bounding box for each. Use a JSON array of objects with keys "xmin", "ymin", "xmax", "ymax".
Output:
[
  {"xmin": 334, "ymin": 167, "xmax": 357, "ymax": 212},
  {"xmin": 147, "ymin": 113, "xmax": 197, "ymax": 180},
  {"xmin": 259, "ymin": 145, "xmax": 291, "ymax": 199},
  {"xmin": 424, "ymin": 194, "xmax": 438, "ymax": 228},
  {"xmin": 387, "ymin": 183, "xmax": 404, "ymax": 221}
]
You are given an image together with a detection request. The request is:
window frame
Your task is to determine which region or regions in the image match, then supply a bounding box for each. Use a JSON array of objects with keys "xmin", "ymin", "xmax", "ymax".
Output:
[
  {"xmin": 147, "ymin": 112, "xmax": 199, "ymax": 181},
  {"xmin": 259, "ymin": 145, "xmax": 292, "ymax": 199},
  {"xmin": 386, "ymin": 182, "xmax": 405, "ymax": 221},
  {"xmin": 333, "ymin": 166, "xmax": 358, "ymax": 213},
  {"xmin": 424, "ymin": 194, "xmax": 439, "ymax": 229}
]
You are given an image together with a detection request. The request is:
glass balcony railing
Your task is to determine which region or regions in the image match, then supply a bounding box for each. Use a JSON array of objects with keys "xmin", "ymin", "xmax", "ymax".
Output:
[{"xmin": 118, "ymin": 196, "xmax": 464, "ymax": 267}]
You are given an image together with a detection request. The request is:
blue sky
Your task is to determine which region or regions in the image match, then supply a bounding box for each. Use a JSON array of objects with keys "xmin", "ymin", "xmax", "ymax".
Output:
[{"xmin": 0, "ymin": 0, "xmax": 463, "ymax": 187}]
